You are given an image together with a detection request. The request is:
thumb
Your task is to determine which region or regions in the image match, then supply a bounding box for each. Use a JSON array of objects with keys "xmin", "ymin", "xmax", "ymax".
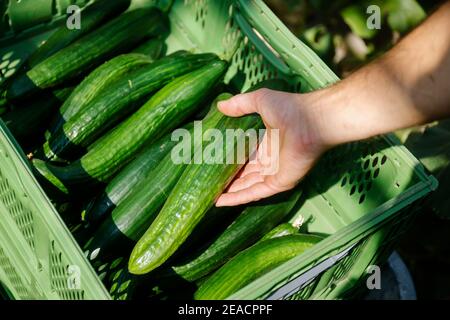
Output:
[{"xmin": 217, "ymin": 91, "xmax": 261, "ymax": 117}]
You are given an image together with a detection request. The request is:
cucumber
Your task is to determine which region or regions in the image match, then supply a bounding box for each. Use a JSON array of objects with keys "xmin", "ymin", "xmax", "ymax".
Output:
[
  {"xmin": 5, "ymin": 8, "xmax": 169, "ymax": 101},
  {"xmin": 127, "ymin": 79, "xmax": 291, "ymax": 275},
  {"xmin": 85, "ymin": 146, "xmax": 187, "ymax": 262},
  {"xmin": 48, "ymin": 39, "xmax": 166, "ymax": 138},
  {"xmin": 2, "ymin": 88, "xmax": 73, "ymax": 149},
  {"xmin": 194, "ymin": 234, "xmax": 323, "ymax": 300},
  {"xmin": 132, "ymin": 38, "xmax": 166, "ymax": 57},
  {"xmin": 85, "ymin": 96, "xmax": 229, "ymax": 262},
  {"xmin": 128, "ymin": 112, "xmax": 264, "ymax": 275},
  {"xmin": 83, "ymin": 130, "xmax": 176, "ymax": 225},
  {"xmin": 42, "ymin": 52, "xmax": 216, "ymax": 161},
  {"xmin": 84, "ymin": 94, "xmax": 229, "ymax": 225},
  {"xmin": 46, "ymin": 53, "xmax": 155, "ymax": 139},
  {"xmin": 259, "ymin": 221, "xmax": 302, "ymax": 242},
  {"xmin": 171, "ymin": 189, "xmax": 302, "ymax": 282},
  {"xmin": 33, "ymin": 60, "xmax": 227, "ymax": 191},
  {"xmin": 27, "ymin": 0, "xmax": 131, "ymax": 68}
]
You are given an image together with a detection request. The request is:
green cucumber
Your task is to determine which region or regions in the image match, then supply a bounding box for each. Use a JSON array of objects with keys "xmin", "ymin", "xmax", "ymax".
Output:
[
  {"xmin": 128, "ymin": 112, "xmax": 263, "ymax": 275},
  {"xmin": 33, "ymin": 60, "xmax": 227, "ymax": 192},
  {"xmin": 194, "ymin": 234, "xmax": 323, "ymax": 300},
  {"xmin": 2, "ymin": 87, "xmax": 73, "ymax": 149},
  {"xmin": 127, "ymin": 79, "xmax": 291, "ymax": 275},
  {"xmin": 42, "ymin": 52, "xmax": 216, "ymax": 161},
  {"xmin": 132, "ymin": 38, "xmax": 166, "ymax": 57},
  {"xmin": 46, "ymin": 53, "xmax": 155, "ymax": 139},
  {"xmin": 84, "ymin": 93, "xmax": 230, "ymax": 225},
  {"xmin": 27, "ymin": 0, "xmax": 131, "ymax": 68},
  {"xmin": 48, "ymin": 38, "xmax": 166, "ymax": 138},
  {"xmin": 5, "ymin": 8, "xmax": 169, "ymax": 101},
  {"xmin": 171, "ymin": 189, "xmax": 302, "ymax": 282},
  {"xmin": 85, "ymin": 145, "xmax": 187, "ymax": 262},
  {"xmin": 83, "ymin": 131, "xmax": 176, "ymax": 225},
  {"xmin": 259, "ymin": 222, "xmax": 301, "ymax": 242},
  {"xmin": 85, "ymin": 96, "xmax": 229, "ymax": 262}
]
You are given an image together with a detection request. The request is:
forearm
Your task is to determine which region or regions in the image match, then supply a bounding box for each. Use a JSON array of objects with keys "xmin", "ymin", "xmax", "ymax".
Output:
[{"xmin": 311, "ymin": 1, "xmax": 450, "ymax": 147}]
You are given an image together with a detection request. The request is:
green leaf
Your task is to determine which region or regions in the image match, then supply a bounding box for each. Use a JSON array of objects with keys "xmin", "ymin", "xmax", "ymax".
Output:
[
  {"xmin": 341, "ymin": 4, "xmax": 380, "ymax": 39},
  {"xmin": 341, "ymin": 0, "xmax": 426, "ymax": 39},
  {"xmin": 300, "ymin": 24, "xmax": 334, "ymax": 60},
  {"xmin": 385, "ymin": 0, "xmax": 426, "ymax": 33}
]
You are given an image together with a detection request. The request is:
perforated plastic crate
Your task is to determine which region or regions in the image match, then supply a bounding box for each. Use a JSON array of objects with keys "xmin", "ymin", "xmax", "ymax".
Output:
[{"xmin": 0, "ymin": 0, "xmax": 437, "ymax": 300}]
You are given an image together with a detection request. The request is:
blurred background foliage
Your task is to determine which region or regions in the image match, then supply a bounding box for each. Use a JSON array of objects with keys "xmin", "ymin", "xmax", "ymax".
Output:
[
  {"xmin": 265, "ymin": 0, "xmax": 450, "ymax": 299},
  {"xmin": 265, "ymin": 0, "xmax": 440, "ymax": 74}
]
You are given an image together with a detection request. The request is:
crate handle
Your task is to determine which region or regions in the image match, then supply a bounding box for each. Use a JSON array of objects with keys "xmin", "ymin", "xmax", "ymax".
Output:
[
  {"xmin": 235, "ymin": 0, "xmax": 339, "ymax": 91},
  {"xmin": 233, "ymin": 11, "xmax": 292, "ymax": 76}
]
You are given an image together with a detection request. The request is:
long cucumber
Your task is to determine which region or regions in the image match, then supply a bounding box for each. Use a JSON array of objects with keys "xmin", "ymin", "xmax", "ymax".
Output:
[
  {"xmin": 128, "ymin": 112, "xmax": 264, "ymax": 275},
  {"xmin": 27, "ymin": 0, "xmax": 131, "ymax": 68},
  {"xmin": 259, "ymin": 219, "xmax": 303, "ymax": 242},
  {"xmin": 127, "ymin": 79, "xmax": 291, "ymax": 275},
  {"xmin": 46, "ymin": 53, "xmax": 155, "ymax": 139},
  {"xmin": 5, "ymin": 8, "xmax": 169, "ymax": 101},
  {"xmin": 194, "ymin": 235, "xmax": 323, "ymax": 300},
  {"xmin": 32, "ymin": 60, "xmax": 227, "ymax": 192},
  {"xmin": 84, "ymin": 93, "xmax": 230, "ymax": 225},
  {"xmin": 83, "ymin": 131, "xmax": 177, "ymax": 225},
  {"xmin": 132, "ymin": 38, "xmax": 166, "ymax": 57},
  {"xmin": 84, "ymin": 95, "xmax": 229, "ymax": 262},
  {"xmin": 42, "ymin": 52, "xmax": 216, "ymax": 161},
  {"xmin": 170, "ymin": 189, "xmax": 302, "ymax": 282}
]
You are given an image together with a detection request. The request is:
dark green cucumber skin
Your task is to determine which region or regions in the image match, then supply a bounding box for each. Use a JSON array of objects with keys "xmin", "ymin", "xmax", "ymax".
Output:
[
  {"xmin": 171, "ymin": 189, "xmax": 302, "ymax": 282},
  {"xmin": 194, "ymin": 235, "xmax": 323, "ymax": 300},
  {"xmin": 6, "ymin": 8, "xmax": 169, "ymax": 101},
  {"xmin": 2, "ymin": 87, "xmax": 73, "ymax": 148},
  {"xmin": 47, "ymin": 53, "xmax": 155, "ymax": 138},
  {"xmin": 80, "ymin": 52, "xmax": 191, "ymax": 153},
  {"xmin": 128, "ymin": 112, "xmax": 263, "ymax": 275},
  {"xmin": 259, "ymin": 223, "xmax": 300, "ymax": 242},
  {"xmin": 27, "ymin": 0, "xmax": 131, "ymax": 68},
  {"xmin": 34, "ymin": 60, "xmax": 227, "ymax": 190},
  {"xmin": 84, "ymin": 96, "xmax": 229, "ymax": 261},
  {"xmin": 86, "ymin": 152, "xmax": 186, "ymax": 262},
  {"xmin": 109, "ymin": 265, "xmax": 139, "ymax": 300},
  {"xmin": 43, "ymin": 52, "xmax": 216, "ymax": 161},
  {"xmin": 83, "ymin": 131, "xmax": 177, "ymax": 225},
  {"xmin": 132, "ymin": 38, "xmax": 166, "ymax": 57}
]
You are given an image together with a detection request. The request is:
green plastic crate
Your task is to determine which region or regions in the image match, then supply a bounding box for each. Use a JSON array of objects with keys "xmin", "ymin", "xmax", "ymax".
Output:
[{"xmin": 0, "ymin": 0, "xmax": 438, "ymax": 300}]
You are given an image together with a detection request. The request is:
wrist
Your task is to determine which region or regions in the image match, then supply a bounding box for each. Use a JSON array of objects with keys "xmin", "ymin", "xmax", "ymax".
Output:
[{"xmin": 300, "ymin": 86, "xmax": 349, "ymax": 151}]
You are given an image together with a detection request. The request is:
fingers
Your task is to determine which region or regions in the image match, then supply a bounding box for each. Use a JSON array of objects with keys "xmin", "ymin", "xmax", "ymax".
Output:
[
  {"xmin": 227, "ymin": 172, "xmax": 264, "ymax": 193},
  {"xmin": 216, "ymin": 181, "xmax": 281, "ymax": 207},
  {"xmin": 217, "ymin": 90, "xmax": 264, "ymax": 117},
  {"xmin": 236, "ymin": 162, "xmax": 262, "ymax": 178}
]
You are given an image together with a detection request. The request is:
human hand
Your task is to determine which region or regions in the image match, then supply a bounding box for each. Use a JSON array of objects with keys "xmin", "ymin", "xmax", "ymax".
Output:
[
  {"xmin": 215, "ymin": 88, "xmax": 331, "ymax": 207},
  {"xmin": 216, "ymin": 1, "xmax": 450, "ymax": 207}
]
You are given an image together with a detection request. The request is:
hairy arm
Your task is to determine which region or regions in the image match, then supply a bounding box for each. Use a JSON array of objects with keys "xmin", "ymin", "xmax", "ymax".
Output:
[
  {"xmin": 216, "ymin": 1, "xmax": 450, "ymax": 207},
  {"xmin": 317, "ymin": 1, "xmax": 450, "ymax": 146}
]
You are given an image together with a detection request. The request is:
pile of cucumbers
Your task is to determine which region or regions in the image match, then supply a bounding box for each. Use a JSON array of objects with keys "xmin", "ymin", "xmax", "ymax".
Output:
[{"xmin": 0, "ymin": 0, "xmax": 324, "ymax": 300}]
